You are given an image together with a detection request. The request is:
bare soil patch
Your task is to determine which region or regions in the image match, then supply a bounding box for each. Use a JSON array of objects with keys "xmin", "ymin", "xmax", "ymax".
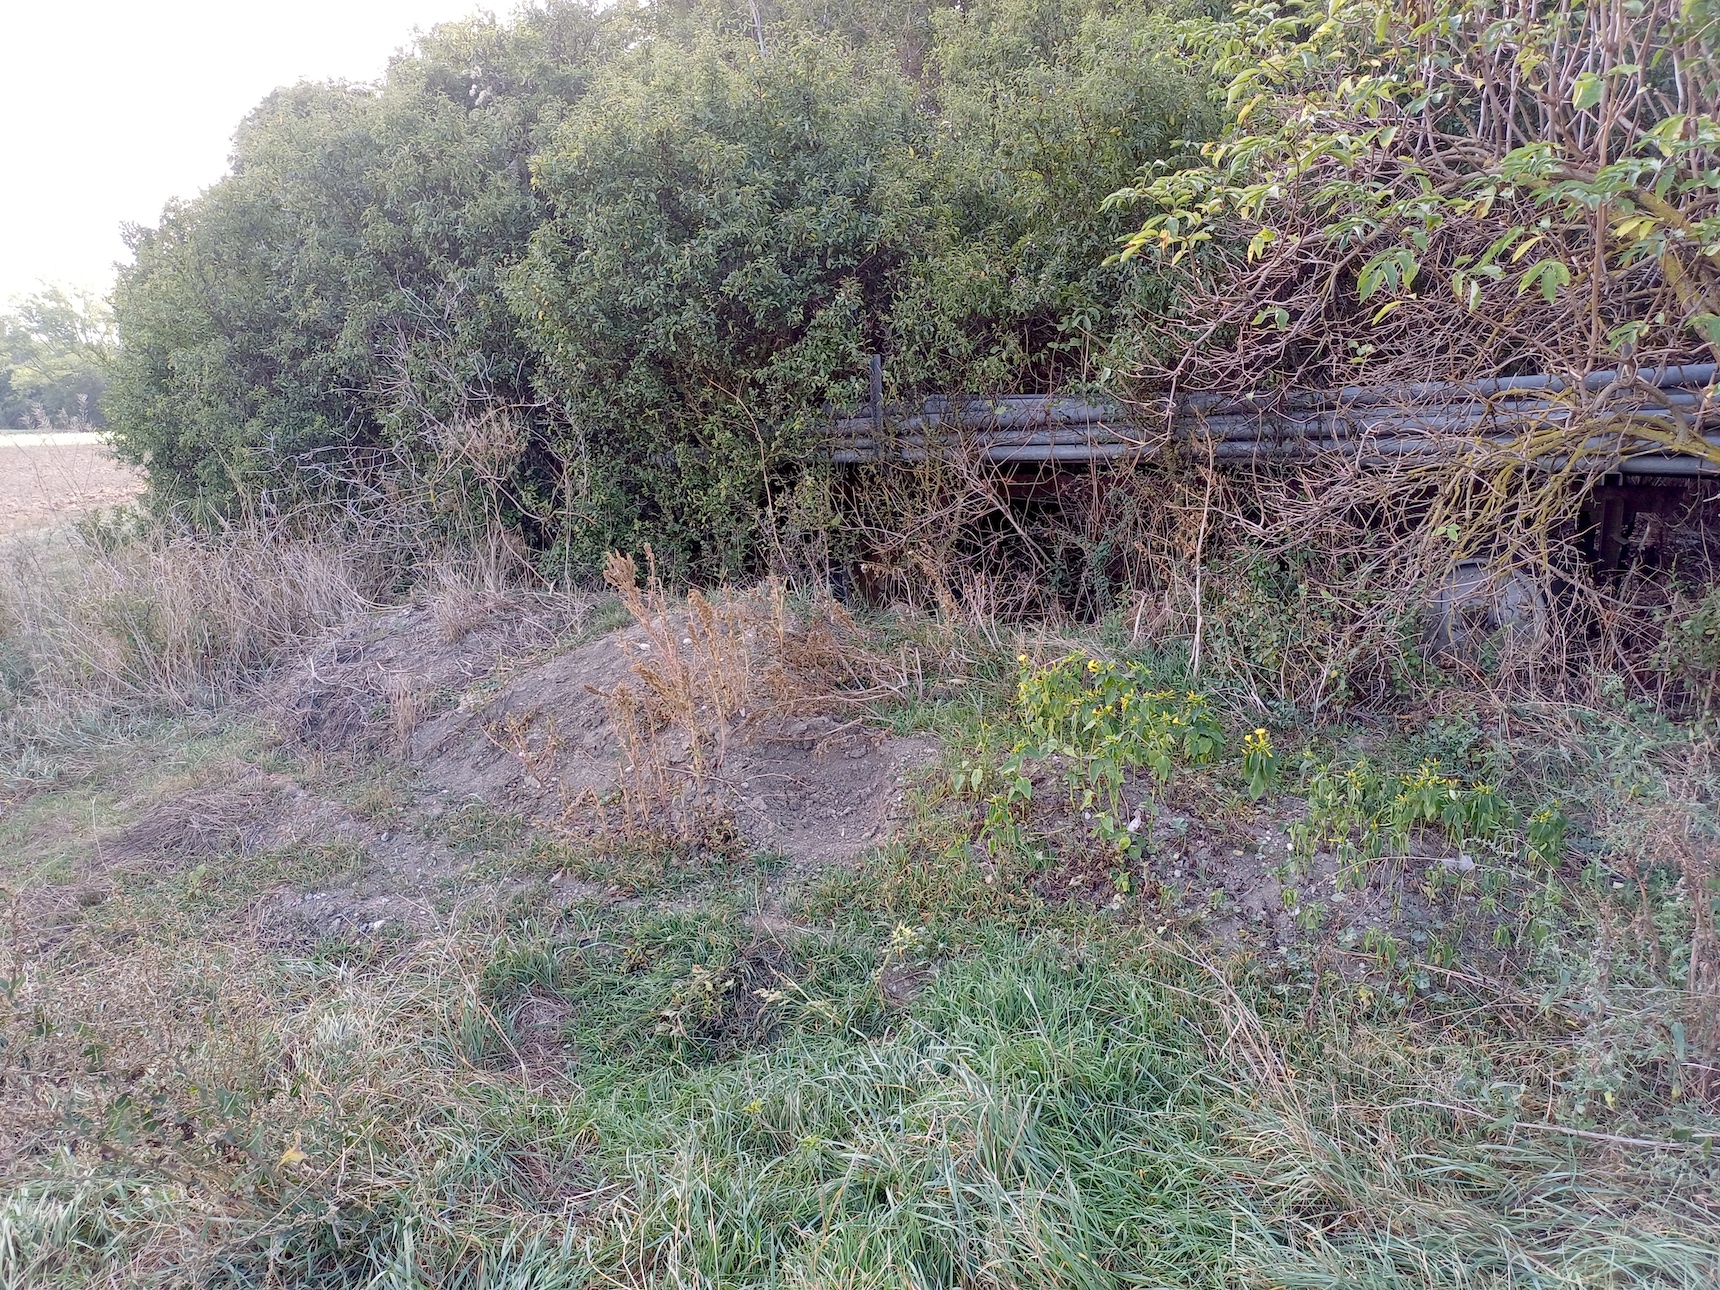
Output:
[
  {"xmin": 273, "ymin": 594, "xmax": 933, "ymax": 875},
  {"xmin": 0, "ymin": 438, "xmax": 142, "ymax": 536},
  {"xmin": 404, "ymin": 629, "xmax": 929, "ymax": 869}
]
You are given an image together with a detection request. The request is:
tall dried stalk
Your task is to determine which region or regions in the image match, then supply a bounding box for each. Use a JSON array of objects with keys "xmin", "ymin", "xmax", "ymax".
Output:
[{"xmin": 599, "ymin": 548, "xmax": 761, "ymax": 835}]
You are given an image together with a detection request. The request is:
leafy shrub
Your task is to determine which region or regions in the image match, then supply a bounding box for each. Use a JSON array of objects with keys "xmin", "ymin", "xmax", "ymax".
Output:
[
  {"xmin": 1288, "ymin": 756, "xmax": 1568, "ymax": 942},
  {"xmin": 105, "ymin": 0, "xmax": 1214, "ymax": 579},
  {"xmin": 962, "ymin": 652, "xmax": 1224, "ymax": 857},
  {"xmin": 1656, "ymin": 586, "xmax": 1720, "ymax": 706},
  {"xmin": 1291, "ymin": 759, "xmax": 1508, "ymax": 864}
]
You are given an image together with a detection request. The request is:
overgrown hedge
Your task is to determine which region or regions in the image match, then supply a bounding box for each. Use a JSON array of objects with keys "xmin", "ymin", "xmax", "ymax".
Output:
[{"xmin": 106, "ymin": 0, "xmax": 1216, "ymax": 579}]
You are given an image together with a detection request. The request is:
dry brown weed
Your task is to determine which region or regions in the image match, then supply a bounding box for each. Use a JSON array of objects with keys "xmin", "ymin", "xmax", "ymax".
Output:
[{"xmin": 590, "ymin": 549, "xmax": 943, "ymax": 838}]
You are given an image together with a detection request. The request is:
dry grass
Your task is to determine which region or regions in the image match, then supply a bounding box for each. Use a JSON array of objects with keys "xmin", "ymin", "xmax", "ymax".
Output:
[
  {"xmin": 109, "ymin": 776, "xmax": 285, "ymax": 869},
  {"xmin": 1619, "ymin": 797, "xmax": 1720, "ymax": 1099},
  {"xmin": 598, "ymin": 548, "xmax": 771, "ymax": 833},
  {"xmin": 827, "ymin": 433, "xmax": 1719, "ymax": 715},
  {"xmin": 0, "ymin": 522, "xmax": 370, "ymax": 712},
  {"xmin": 595, "ymin": 548, "xmax": 975, "ymax": 836},
  {"xmin": 0, "ymin": 433, "xmax": 1713, "ymax": 1285},
  {"xmin": 0, "ymin": 522, "xmax": 1714, "ymax": 1287},
  {"xmin": 0, "ymin": 511, "xmax": 391, "ymax": 805}
]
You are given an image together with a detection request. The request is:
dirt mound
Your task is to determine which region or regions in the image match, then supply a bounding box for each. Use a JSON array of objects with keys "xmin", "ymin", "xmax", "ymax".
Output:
[
  {"xmin": 272, "ymin": 591, "xmax": 591, "ymax": 754},
  {"xmin": 408, "ymin": 626, "xmax": 931, "ymax": 867},
  {"xmin": 275, "ymin": 593, "xmax": 934, "ymax": 869}
]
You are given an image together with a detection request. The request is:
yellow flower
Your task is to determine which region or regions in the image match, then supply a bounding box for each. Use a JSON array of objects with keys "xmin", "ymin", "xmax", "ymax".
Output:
[{"xmin": 1087, "ymin": 658, "xmax": 1101, "ymax": 672}]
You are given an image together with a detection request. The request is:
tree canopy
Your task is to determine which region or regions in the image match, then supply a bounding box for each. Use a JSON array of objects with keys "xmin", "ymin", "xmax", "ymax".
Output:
[
  {"xmin": 107, "ymin": 0, "xmax": 1216, "ymax": 574},
  {"xmin": 1, "ymin": 288, "xmax": 114, "ymax": 429}
]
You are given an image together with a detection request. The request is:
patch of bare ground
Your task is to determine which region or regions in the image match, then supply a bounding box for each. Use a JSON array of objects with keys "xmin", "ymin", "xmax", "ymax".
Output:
[
  {"xmin": 8, "ymin": 583, "xmax": 934, "ymax": 955},
  {"xmin": 267, "ymin": 582, "xmax": 934, "ymax": 906},
  {"xmin": 409, "ymin": 646, "xmax": 930, "ymax": 871},
  {"xmin": 6, "ymin": 759, "xmax": 476, "ymax": 954},
  {"xmin": 0, "ymin": 437, "xmax": 142, "ymax": 537},
  {"xmin": 1017, "ymin": 769, "xmax": 1462, "ymax": 960},
  {"xmin": 271, "ymin": 588, "xmax": 592, "ymax": 756}
]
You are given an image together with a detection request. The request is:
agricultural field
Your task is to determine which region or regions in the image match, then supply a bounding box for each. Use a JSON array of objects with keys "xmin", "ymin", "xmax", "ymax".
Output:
[{"xmin": 0, "ymin": 434, "xmax": 141, "ymax": 538}]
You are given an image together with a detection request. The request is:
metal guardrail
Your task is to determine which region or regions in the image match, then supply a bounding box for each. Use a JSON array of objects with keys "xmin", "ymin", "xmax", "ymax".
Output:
[{"xmin": 830, "ymin": 361, "xmax": 1720, "ymax": 476}]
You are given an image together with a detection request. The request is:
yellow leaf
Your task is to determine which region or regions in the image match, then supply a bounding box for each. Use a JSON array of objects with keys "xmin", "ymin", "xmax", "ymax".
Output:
[{"xmin": 279, "ymin": 1135, "xmax": 308, "ymax": 1168}]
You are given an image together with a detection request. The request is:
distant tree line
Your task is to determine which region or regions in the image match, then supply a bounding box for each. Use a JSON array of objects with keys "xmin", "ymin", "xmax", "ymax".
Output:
[
  {"xmin": 2, "ymin": 288, "xmax": 114, "ymax": 429},
  {"xmin": 106, "ymin": 0, "xmax": 1218, "ymax": 577}
]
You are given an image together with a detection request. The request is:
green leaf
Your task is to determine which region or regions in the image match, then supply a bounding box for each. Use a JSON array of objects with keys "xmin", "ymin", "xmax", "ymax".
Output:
[
  {"xmin": 1508, "ymin": 233, "xmax": 1544, "ymax": 264},
  {"xmin": 1517, "ymin": 258, "xmax": 1571, "ymax": 303},
  {"xmin": 1357, "ymin": 248, "xmax": 1418, "ymax": 303},
  {"xmin": 1605, "ymin": 320, "xmax": 1650, "ymax": 352},
  {"xmin": 1571, "ymin": 71, "xmax": 1603, "ymax": 111}
]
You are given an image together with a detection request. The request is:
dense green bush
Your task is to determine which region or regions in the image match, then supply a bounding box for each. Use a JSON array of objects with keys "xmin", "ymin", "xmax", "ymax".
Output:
[
  {"xmin": 511, "ymin": 34, "xmax": 932, "ymax": 572},
  {"xmin": 108, "ymin": 4, "xmax": 610, "ymax": 513},
  {"xmin": 106, "ymin": 0, "xmax": 1215, "ymax": 575}
]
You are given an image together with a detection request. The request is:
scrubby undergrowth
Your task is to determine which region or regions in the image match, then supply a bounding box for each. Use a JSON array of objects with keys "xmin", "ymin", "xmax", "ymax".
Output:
[{"xmin": 1, "ymin": 515, "xmax": 1718, "ymax": 1288}]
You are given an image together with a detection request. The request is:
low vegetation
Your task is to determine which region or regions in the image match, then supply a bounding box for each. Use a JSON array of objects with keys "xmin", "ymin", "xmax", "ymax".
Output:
[
  {"xmin": 2, "ymin": 509, "xmax": 1718, "ymax": 1287},
  {"xmin": 4, "ymin": 0, "xmax": 1719, "ymax": 1284}
]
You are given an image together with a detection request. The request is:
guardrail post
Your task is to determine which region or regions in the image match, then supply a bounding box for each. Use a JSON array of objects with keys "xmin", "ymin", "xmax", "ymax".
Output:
[{"xmin": 870, "ymin": 354, "xmax": 884, "ymax": 436}]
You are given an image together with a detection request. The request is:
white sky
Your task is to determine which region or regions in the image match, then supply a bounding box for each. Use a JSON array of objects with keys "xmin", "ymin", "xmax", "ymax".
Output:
[{"xmin": 2, "ymin": 0, "xmax": 495, "ymax": 305}]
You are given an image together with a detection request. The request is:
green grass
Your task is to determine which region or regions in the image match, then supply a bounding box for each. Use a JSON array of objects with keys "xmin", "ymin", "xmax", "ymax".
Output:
[
  {"xmin": 5, "ymin": 611, "xmax": 1720, "ymax": 1288},
  {"xmin": 0, "ymin": 720, "xmax": 263, "ymax": 880},
  {"xmin": 7, "ymin": 898, "xmax": 1717, "ymax": 1288}
]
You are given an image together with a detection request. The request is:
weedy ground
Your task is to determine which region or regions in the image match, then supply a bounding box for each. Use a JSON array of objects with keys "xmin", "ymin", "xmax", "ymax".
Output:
[{"xmin": 2, "ymin": 521, "xmax": 1719, "ymax": 1289}]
